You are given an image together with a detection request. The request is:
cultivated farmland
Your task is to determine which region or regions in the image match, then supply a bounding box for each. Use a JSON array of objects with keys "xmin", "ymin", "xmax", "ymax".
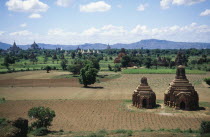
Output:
[{"xmin": 0, "ymin": 71, "xmax": 210, "ymax": 134}]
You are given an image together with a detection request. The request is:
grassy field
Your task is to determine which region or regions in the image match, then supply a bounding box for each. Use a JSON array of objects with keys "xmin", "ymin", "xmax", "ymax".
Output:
[
  {"xmin": 122, "ymin": 68, "xmax": 206, "ymax": 74},
  {"xmin": 0, "ymin": 55, "xmax": 116, "ymax": 73}
]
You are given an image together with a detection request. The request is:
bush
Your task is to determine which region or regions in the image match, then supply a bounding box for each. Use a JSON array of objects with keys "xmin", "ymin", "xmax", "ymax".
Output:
[
  {"xmin": 200, "ymin": 121, "xmax": 210, "ymax": 134},
  {"xmin": 108, "ymin": 64, "xmax": 112, "ymax": 71},
  {"xmin": 97, "ymin": 129, "xmax": 108, "ymax": 135},
  {"xmin": 204, "ymin": 78, "xmax": 210, "ymax": 85},
  {"xmin": 0, "ymin": 118, "xmax": 7, "ymax": 126},
  {"xmin": 45, "ymin": 66, "xmax": 51, "ymax": 73},
  {"xmin": 28, "ymin": 106, "xmax": 55, "ymax": 129},
  {"xmin": 114, "ymin": 64, "xmax": 121, "ymax": 72},
  {"xmin": 0, "ymin": 97, "xmax": 5, "ymax": 104},
  {"xmin": 52, "ymin": 66, "xmax": 57, "ymax": 70},
  {"xmin": 32, "ymin": 127, "xmax": 48, "ymax": 136},
  {"xmin": 68, "ymin": 64, "xmax": 82, "ymax": 75},
  {"xmin": 113, "ymin": 129, "xmax": 127, "ymax": 134}
]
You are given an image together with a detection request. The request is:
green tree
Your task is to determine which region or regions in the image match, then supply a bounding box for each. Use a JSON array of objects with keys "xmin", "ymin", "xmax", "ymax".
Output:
[
  {"xmin": 52, "ymin": 53, "xmax": 57, "ymax": 64},
  {"xmin": 152, "ymin": 59, "xmax": 158, "ymax": 69},
  {"xmin": 121, "ymin": 55, "xmax": 131, "ymax": 67},
  {"xmin": 78, "ymin": 52, "xmax": 82, "ymax": 58},
  {"xmin": 79, "ymin": 63, "xmax": 98, "ymax": 87},
  {"xmin": 71, "ymin": 52, "xmax": 76, "ymax": 59},
  {"xmin": 67, "ymin": 64, "xmax": 82, "ymax": 75},
  {"xmin": 144, "ymin": 57, "xmax": 152, "ymax": 69},
  {"xmin": 45, "ymin": 66, "xmax": 51, "ymax": 73},
  {"xmin": 108, "ymin": 64, "xmax": 112, "ymax": 71},
  {"xmin": 60, "ymin": 54, "xmax": 65, "ymax": 60},
  {"xmin": 44, "ymin": 56, "xmax": 48, "ymax": 64},
  {"xmin": 2, "ymin": 55, "xmax": 15, "ymax": 70},
  {"xmin": 120, "ymin": 48, "xmax": 126, "ymax": 53},
  {"xmin": 28, "ymin": 106, "xmax": 55, "ymax": 129},
  {"xmin": 90, "ymin": 58, "xmax": 100, "ymax": 70},
  {"xmin": 60, "ymin": 59, "xmax": 68, "ymax": 70},
  {"xmin": 114, "ymin": 64, "xmax": 121, "ymax": 72},
  {"xmin": 29, "ymin": 53, "xmax": 37, "ymax": 65},
  {"xmin": 56, "ymin": 59, "xmax": 59, "ymax": 64}
]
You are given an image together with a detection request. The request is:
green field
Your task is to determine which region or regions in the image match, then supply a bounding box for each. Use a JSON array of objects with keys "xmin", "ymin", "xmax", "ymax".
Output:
[{"xmin": 122, "ymin": 68, "xmax": 206, "ymax": 74}]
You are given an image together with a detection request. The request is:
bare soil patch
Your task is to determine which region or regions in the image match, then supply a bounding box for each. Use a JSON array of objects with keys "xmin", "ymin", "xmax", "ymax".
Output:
[
  {"xmin": 0, "ymin": 72, "xmax": 209, "ymax": 102},
  {"xmin": 0, "ymin": 79, "xmax": 81, "ymax": 87},
  {"xmin": 0, "ymin": 70, "xmax": 70, "ymax": 80},
  {"xmin": 0, "ymin": 100, "xmax": 210, "ymax": 131}
]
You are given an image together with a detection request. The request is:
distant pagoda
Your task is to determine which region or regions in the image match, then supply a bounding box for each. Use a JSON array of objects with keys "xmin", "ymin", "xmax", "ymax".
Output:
[
  {"xmin": 164, "ymin": 65, "xmax": 199, "ymax": 110},
  {"xmin": 7, "ymin": 41, "xmax": 21, "ymax": 54},
  {"xmin": 30, "ymin": 41, "xmax": 40, "ymax": 50},
  {"xmin": 107, "ymin": 44, "xmax": 111, "ymax": 49}
]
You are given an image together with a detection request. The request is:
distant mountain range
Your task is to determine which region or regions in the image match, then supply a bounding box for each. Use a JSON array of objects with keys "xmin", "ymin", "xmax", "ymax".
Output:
[{"xmin": 1, "ymin": 39, "xmax": 210, "ymax": 50}]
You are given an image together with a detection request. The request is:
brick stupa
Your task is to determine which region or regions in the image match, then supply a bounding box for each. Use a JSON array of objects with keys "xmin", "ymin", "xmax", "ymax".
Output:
[
  {"xmin": 164, "ymin": 65, "xmax": 199, "ymax": 110},
  {"xmin": 132, "ymin": 77, "xmax": 156, "ymax": 109}
]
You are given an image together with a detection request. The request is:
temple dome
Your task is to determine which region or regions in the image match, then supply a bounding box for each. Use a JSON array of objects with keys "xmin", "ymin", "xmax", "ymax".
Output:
[{"xmin": 132, "ymin": 77, "xmax": 156, "ymax": 109}]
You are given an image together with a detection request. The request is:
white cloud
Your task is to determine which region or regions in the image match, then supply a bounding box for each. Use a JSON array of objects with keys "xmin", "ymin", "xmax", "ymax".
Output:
[
  {"xmin": 137, "ymin": 4, "xmax": 148, "ymax": 11},
  {"xmin": 160, "ymin": 0, "xmax": 205, "ymax": 9},
  {"xmin": 82, "ymin": 27, "xmax": 100, "ymax": 36},
  {"xmin": 160, "ymin": 0, "xmax": 172, "ymax": 9},
  {"xmin": 56, "ymin": 0, "xmax": 74, "ymax": 7},
  {"xmin": 101, "ymin": 25, "xmax": 126, "ymax": 36},
  {"xmin": 20, "ymin": 23, "xmax": 27, "ymax": 27},
  {"xmin": 172, "ymin": 0, "xmax": 205, "ymax": 5},
  {"xmin": 29, "ymin": 13, "xmax": 42, "ymax": 18},
  {"xmin": 0, "ymin": 31, "xmax": 5, "ymax": 35},
  {"xmin": 48, "ymin": 28, "xmax": 77, "ymax": 36},
  {"xmin": 2, "ymin": 23, "xmax": 210, "ymax": 45},
  {"xmin": 6, "ymin": 0, "xmax": 49, "ymax": 12},
  {"xmin": 200, "ymin": 9, "xmax": 210, "ymax": 16},
  {"xmin": 80, "ymin": 1, "xmax": 111, "ymax": 12},
  {"xmin": 131, "ymin": 25, "xmax": 149, "ymax": 34},
  {"xmin": 9, "ymin": 30, "xmax": 32, "ymax": 36}
]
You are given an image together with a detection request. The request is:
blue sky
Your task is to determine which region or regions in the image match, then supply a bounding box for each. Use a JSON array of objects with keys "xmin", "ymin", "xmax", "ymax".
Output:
[{"xmin": 0, "ymin": 0, "xmax": 210, "ymax": 45}]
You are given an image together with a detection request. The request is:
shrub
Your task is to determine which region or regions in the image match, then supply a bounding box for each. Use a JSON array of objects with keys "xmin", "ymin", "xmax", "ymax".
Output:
[
  {"xmin": 28, "ymin": 106, "xmax": 55, "ymax": 129},
  {"xmin": 200, "ymin": 121, "xmax": 210, "ymax": 134},
  {"xmin": 0, "ymin": 98, "xmax": 5, "ymax": 104},
  {"xmin": 108, "ymin": 64, "xmax": 112, "ymax": 71},
  {"xmin": 126, "ymin": 130, "xmax": 133, "ymax": 136},
  {"xmin": 52, "ymin": 66, "xmax": 57, "ymax": 70},
  {"xmin": 68, "ymin": 64, "xmax": 82, "ymax": 75},
  {"xmin": 97, "ymin": 129, "xmax": 108, "ymax": 135},
  {"xmin": 114, "ymin": 64, "xmax": 121, "ymax": 72},
  {"xmin": 32, "ymin": 127, "xmax": 48, "ymax": 136},
  {"xmin": 113, "ymin": 129, "xmax": 127, "ymax": 134},
  {"xmin": 45, "ymin": 66, "xmax": 51, "ymax": 73},
  {"xmin": 0, "ymin": 118, "xmax": 7, "ymax": 126},
  {"xmin": 204, "ymin": 78, "xmax": 210, "ymax": 85}
]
